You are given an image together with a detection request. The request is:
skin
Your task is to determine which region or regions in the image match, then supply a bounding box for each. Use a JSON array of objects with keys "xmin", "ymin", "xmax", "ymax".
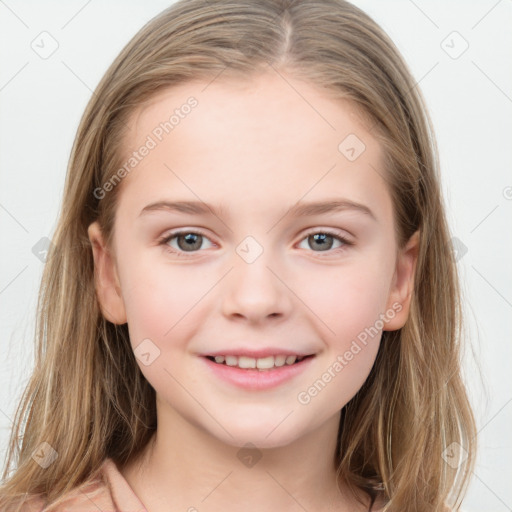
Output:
[{"xmin": 88, "ymin": 70, "xmax": 419, "ymax": 512}]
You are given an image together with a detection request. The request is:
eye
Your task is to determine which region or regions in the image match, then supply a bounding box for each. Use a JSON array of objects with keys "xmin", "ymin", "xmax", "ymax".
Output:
[
  {"xmin": 159, "ymin": 230, "xmax": 215, "ymax": 255},
  {"xmin": 158, "ymin": 228, "xmax": 353, "ymax": 257},
  {"xmin": 297, "ymin": 229, "xmax": 353, "ymax": 254}
]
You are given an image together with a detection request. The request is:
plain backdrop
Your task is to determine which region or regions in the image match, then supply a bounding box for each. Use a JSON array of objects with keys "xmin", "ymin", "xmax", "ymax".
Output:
[{"xmin": 1, "ymin": 1, "xmax": 511, "ymax": 510}]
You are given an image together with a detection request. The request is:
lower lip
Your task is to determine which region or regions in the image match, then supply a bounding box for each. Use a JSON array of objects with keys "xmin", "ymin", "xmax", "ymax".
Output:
[{"xmin": 201, "ymin": 356, "xmax": 315, "ymax": 390}]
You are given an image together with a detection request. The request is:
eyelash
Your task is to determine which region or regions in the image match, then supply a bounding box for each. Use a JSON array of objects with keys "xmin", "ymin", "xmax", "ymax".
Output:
[{"xmin": 158, "ymin": 228, "xmax": 353, "ymax": 257}]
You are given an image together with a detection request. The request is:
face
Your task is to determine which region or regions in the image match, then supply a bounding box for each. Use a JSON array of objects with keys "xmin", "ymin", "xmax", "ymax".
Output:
[{"xmin": 89, "ymin": 71, "xmax": 418, "ymax": 449}]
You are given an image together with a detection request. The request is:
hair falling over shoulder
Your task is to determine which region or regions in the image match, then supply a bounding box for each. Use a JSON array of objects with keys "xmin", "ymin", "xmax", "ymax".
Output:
[{"xmin": 1, "ymin": 1, "xmax": 476, "ymax": 511}]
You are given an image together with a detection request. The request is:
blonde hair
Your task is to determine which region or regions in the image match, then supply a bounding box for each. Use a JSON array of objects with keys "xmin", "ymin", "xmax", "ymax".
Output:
[{"xmin": 1, "ymin": 1, "xmax": 476, "ymax": 510}]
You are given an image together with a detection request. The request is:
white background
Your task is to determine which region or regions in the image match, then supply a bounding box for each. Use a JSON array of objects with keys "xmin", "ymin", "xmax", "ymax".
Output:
[{"xmin": 1, "ymin": 1, "xmax": 511, "ymax": 510}]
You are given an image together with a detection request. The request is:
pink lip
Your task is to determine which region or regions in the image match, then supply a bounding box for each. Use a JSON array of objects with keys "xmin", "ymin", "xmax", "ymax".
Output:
[{"xmin": 201, "ymin": 355, "xmax": 315, "ymax": 390}]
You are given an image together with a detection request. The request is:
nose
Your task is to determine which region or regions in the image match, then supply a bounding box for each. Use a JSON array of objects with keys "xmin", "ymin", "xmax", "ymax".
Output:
[{"xmin": 221, "ymin": 245, "xmax": 293, "ymax": 325}]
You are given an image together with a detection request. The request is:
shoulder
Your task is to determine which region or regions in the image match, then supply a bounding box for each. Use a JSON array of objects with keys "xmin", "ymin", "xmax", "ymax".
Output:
[
  {"xmin": 17, "ymin": 458, "xmax": 146, "ymax": 512},
  {"xmin": 17, "ymin": 461, "xmax": 116, "ymax": 512}
]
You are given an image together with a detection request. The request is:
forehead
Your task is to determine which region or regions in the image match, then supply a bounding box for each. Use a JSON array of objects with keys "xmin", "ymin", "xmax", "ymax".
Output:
[
  {"xmin": 128, "ymin": 72, "xmax": 374, "ymax": 152},
  {"xmin": 116, "ymin": 71, "xmax": 391, "ymax": 223}
]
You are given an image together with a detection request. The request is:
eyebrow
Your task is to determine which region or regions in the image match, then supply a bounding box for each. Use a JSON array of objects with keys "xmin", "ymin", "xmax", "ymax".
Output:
[{"xmin": 139, "ymin": 198, "xmax": 376, "ymax": 221}]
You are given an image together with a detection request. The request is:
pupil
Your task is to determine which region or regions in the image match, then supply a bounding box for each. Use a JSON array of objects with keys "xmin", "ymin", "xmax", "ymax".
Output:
[
  {"xmin": 178, "ymin": 233, "xmax": 202, "ymax": 251},
  {"xmin": 310, "ymin": 233, "xmax": 333, "ymax": 251}
]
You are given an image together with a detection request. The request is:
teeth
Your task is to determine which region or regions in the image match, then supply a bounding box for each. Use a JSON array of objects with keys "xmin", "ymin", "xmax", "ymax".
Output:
[
  {"xmin": 285, "ymin": 355, "xmax": 297, "ymax": 365},
  {"xmin": 209, "ymin": 354, "xmax": 307, "ymax": 370},
  {"xmin": 225, "ymin": 355, "xmax": 237, "ymax": 366},
  {"xmin": 238, "ymin": 356, "xmax": 256, "ymax": 369},
  {"xmin": 274, "ymin": 355, "xmax": 286, "ymax": 367},
  {"xmin": 256, "ymin": 356, "xmax": 274, "ymax": 369}
]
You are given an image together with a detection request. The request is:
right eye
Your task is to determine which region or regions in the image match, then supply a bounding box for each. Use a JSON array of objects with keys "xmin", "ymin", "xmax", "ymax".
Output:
[{"xmin": 159, "ymin": 230, "xmax": 216, "ymax": 255}]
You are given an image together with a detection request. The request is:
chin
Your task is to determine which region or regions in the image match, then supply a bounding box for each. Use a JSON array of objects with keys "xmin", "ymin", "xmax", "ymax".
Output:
[{"xmin": 207, "ymin": 416, "xmax": 305, "ymax": 450}]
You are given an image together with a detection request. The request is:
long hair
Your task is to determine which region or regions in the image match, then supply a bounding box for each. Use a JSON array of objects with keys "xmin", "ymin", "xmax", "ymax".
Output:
[{"xmin": 1, "ymin": 1, "xmax": 476, "ymax": 510}]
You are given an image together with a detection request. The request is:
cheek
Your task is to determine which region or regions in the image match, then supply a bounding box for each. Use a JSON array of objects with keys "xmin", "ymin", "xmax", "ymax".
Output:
[
  {"xmin": 118, "ymin": 253, "xmax": 208, "ymax": 347},
  {"xmin": 294, "ymin": 256, "xmax": 392, "ymax": 342},
  {"xmin": 118, "ymin": 258, "xmax": 208, "ymax": 393},
  {"xmin": 291, "ymin": 257, "xmax": 392, "ymax": 405}
]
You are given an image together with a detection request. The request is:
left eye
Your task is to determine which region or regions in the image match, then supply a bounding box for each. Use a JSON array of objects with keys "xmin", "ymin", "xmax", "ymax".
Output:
[
  {"xmin": 297, "ymin": 230, "xmax": 352, "ymax": 253},
  {"xmin": 160, "ymin": 231, "xmax": 214, "ymax": 254}
]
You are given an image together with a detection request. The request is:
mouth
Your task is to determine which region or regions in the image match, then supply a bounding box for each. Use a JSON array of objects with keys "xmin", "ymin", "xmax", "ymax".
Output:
[{"xmin": 204, "ymin": 354, "xmax": 315, "ymax": 371}]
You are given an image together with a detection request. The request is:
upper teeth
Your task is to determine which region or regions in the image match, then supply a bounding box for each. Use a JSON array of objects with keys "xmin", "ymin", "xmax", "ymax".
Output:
[{"xmin": 212, "ymin": 354, "xmax": 304, "ymax": 369}]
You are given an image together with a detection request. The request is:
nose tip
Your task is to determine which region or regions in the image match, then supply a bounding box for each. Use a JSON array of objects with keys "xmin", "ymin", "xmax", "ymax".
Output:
[{"xmin": 221, "ymin": 245, "xmax": 292, "ymax": 324}]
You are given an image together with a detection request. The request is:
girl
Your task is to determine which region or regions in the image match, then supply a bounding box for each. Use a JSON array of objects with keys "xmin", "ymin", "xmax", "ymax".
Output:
[{"xmin": 0, "ymin": 0, "xmax": 476, "ymax": 510}]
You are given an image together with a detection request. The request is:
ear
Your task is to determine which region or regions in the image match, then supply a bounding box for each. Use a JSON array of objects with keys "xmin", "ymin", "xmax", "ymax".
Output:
[
  {"xmin": 383, "ymin": 230, "xmax": 420, "ymax": 331},
  {"xmin": 87, "ymin": 221, "xmax": 127, "ymax": 325}
]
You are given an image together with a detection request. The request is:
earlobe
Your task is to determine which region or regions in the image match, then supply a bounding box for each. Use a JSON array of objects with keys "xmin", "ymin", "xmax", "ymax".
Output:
[
  {"xmin": 384, "ymin": 230, "xmax": 420, "ymax": 331},
  {"xmin": 87, "ymin": 221, "xmax": 127, "ymax": 325}
]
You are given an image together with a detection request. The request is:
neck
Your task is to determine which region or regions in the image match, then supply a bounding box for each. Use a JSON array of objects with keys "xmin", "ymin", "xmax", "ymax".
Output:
[{"xmin": 121, "ymin": 402, "xmax": 368, "ymax": 512}]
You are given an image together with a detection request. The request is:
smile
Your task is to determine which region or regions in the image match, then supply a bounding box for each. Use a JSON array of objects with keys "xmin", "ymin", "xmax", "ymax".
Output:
[
  {"xmin": 202, "ymin": 353, "xmax": 316, "ymax": 390},
  {"xmin": 205, "ymin": 354, "xmax": 312, "ymax": 370}
]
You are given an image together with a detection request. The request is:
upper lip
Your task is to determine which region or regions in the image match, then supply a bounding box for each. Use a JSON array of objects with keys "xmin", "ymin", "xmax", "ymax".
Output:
[{"xmin": 202, "ymin": 348, "xmax": 315, "ymax": 358}]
